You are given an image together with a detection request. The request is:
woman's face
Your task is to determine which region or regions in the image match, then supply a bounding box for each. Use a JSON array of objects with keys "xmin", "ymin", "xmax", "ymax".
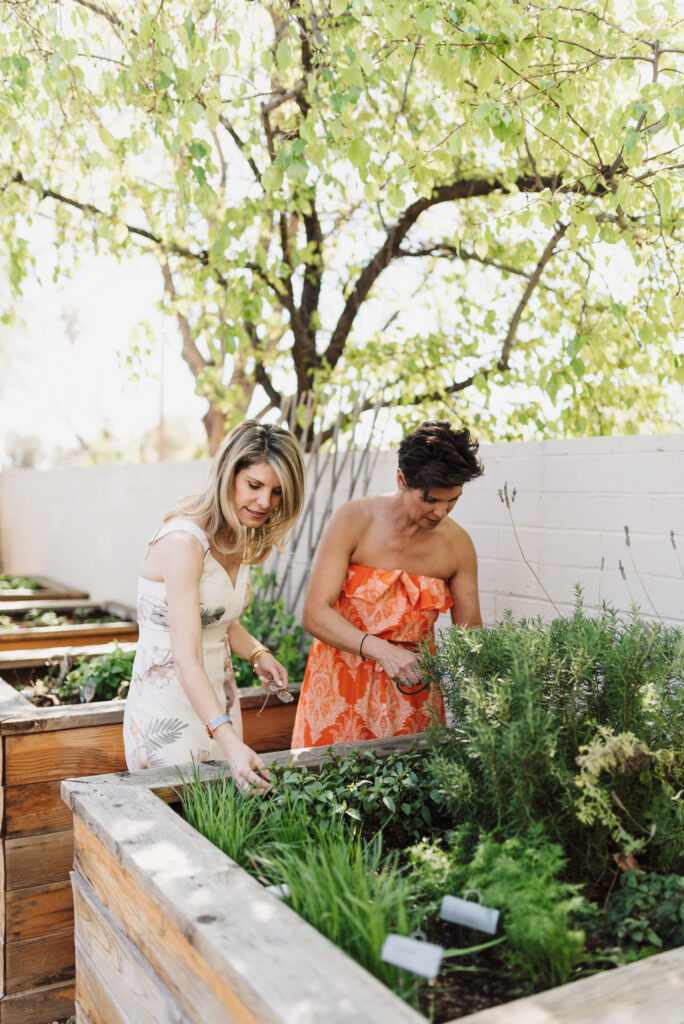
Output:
[
  {"xmin": 398, "ymin": 471, "xmax": 462, "ymax": 529},
  {"xmin": 232, "ymin": 461, "xmax": 283, "ymax": 527}
]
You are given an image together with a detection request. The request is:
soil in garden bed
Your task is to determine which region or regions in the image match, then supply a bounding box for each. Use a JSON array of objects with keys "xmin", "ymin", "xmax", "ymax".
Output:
[{"xmin": 417, "ymin": 918, "xmax": 525, "ymax": 1021}]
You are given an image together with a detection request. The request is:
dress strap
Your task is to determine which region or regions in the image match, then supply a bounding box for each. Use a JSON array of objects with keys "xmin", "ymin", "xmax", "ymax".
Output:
[{"xmin": 149, "ymin": 518, "xmax": 210, "ymax": 552}]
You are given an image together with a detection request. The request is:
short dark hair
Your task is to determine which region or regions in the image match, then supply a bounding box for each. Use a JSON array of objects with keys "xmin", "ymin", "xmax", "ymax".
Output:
[{"xmin": 398, "ymin": 421, "xmax": 483, "ymax": 492}]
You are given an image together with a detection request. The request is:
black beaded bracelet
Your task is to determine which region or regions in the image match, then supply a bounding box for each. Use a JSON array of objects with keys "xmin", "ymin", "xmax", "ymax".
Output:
[{"xmin": 359, "ymin": 632, "xmax": 371, "ymax": 660}]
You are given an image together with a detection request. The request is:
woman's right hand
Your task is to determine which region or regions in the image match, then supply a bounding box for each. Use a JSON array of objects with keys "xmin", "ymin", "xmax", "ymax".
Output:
[
  {"xmin": 218, "ymin": 731, "xmax": 271, "ymax": 795},
  {"xmin": 372, "ymin": 638, "xmax": 423, "ymax": 689}
]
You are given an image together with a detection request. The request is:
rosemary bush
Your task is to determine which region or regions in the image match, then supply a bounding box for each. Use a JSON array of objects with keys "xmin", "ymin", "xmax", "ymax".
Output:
[{"xmin": 422, "ymin": 594, "xmax": 684, "ymax": 877}]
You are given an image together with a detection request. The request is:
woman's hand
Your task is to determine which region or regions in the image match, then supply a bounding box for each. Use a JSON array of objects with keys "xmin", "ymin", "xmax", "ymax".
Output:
[
  {"xmin": 253, "ymin": 651, "xmax": 289, "ymax": 695},
  {"xmin": 218, "ymin": 730, "xmax": 271, "ymax": 795},
  {"xmin": 369, "ymin": 637, "xmax": 423, "ymax": 689}
]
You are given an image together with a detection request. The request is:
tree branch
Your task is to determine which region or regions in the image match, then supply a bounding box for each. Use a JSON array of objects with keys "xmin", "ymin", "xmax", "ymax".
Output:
[
  {"xmin": 160, "ymin": 262, "xmax": 212, "ymax": 378},
  {"xmin": 498, "ymin": 221, "xmax": 568, "ymax": 371},
  {"xmin": 9, "ymin": 171, "xmax": 229, "ymax": 283},
  {"xmin": 397, "ymin": 243, "xmax": 534, "ymax": 280},
  {"xmin": 324, "ymin": 173, "xmax": 588, "ymax": 369}
]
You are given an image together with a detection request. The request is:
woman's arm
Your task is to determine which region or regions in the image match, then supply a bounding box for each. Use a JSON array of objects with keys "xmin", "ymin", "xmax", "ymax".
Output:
[
  {"xmin": 227, "ymin": 618, "xmax": 289, "ymax": 693},
  {"xmin": 448, "ymin": 531, "xmax": 483, "ymax": 628},
  {"xmin": 302, "ymin": 503, "xmax": 424, "ymax": 687},
  {"xmin": 160, "ymin": 533, "xmax": 270, "ymax": 792}
]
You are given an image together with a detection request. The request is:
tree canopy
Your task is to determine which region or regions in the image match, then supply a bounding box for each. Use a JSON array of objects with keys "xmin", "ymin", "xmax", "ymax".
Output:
[{"xmin": 1, "ymin": 0, "xmax": 683, "ymax": 450}]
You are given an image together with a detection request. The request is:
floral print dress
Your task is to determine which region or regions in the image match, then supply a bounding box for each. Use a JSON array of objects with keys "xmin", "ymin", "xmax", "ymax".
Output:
[
  {"xmin": 291, "ymin": 564, "xmax": 452, "ymax": 748},
  {"xmin": 123, "ymin": 519, "xmax": 250, "ymax": 770}
]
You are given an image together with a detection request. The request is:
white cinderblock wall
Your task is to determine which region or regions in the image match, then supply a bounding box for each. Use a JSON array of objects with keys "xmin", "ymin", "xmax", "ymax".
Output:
[{"xmin": 0, "ymin": 433, "xmax": 682, "ymax": 628}]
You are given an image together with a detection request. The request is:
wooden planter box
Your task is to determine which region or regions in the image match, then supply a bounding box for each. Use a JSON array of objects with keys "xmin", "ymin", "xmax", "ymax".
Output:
[
  {"xmin": 0, "ymin": 649, "xmax": 301, "ymax": 1024},
  {"xmin": 0, "ymin": 577, "xmax": 89, "ymax": 603},
  {"xmin": 61, "ymin": 739, "xmax": 684, "ymax": 1024},
  {"xmin": 0, "ymin": 600, "xmax": 138, "ymax": 651}
]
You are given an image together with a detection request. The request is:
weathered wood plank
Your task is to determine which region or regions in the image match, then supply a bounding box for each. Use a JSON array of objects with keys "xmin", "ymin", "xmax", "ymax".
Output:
[
  {"xmin": 455, "ymin": 944, "xmax": 684, "ymax": 1024},
  {"xmin": 74, "ymin": 821, "xmax": 262, "ymax": 1024},
  {"xmin": 5, "ymin": 880, "xmax": 73, "ymax": 942},
  {"xmin": 5, "ymin": 725, "xmax": 126, "ymax": 786},
  {"xmin": 4, "ymin": 831, "xmax": 74, "ymax": 890},
  {"xmin": 70, "ymin": 784, "xmax": 425, "ymax": 1024},
  {"xmin": 0, "ymin": 685, "xmax": 32, "ymax": 719},
  {"xmin": 4, "ymin": 928, "xmax": 74, "ymax": 993},
  {"xmin": 0, "ymin": 979, "xmax": 75, "ymax": 1024},
  {"xmin": 73, "ymin": 875, "xmax": 192, "ymax": 1024},
  {"xmin": 0, "ymin": 701, "xmax": 125, "ymax": 736},
  {"xmin": 0, "ymin": 600, "xmax": 133, "ymax": 616},
  {"xmin": 74, "ymin": 949, "xmax": 131, "ymax": 1024},
  {"xmin": 5, "ymin": 780, "xmax": 71, "ymax": 838},
  {"xmin": 0, "ymin": 625, "xmax": 139, "ymax": 652}
]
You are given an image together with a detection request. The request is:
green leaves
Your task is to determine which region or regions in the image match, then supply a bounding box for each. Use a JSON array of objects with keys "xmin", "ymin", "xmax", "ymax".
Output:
[{"xmin": 0, "ymin": 0, "xmax": 682, "ymax": 447}]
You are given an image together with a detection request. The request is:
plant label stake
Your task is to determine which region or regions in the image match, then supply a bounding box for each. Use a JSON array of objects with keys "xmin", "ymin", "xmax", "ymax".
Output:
[
  {"xmin": 265, "ymin": 883, "xmax": 290, "ymax": 899},
  {"xmin": 381, "ymin": 932, "xmax": 444, "ymax": 979},
  {"xmin": 440, "ymin": 889, "xmax": 499, "ymax": 934}
]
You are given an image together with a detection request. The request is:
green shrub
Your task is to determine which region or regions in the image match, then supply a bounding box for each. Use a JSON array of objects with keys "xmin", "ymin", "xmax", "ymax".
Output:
[
  {"xmin": 600, "ymin": 871, "xmax": 684, "ymax": 963},
  {"xmin": 422, "ymin": 598, "xmax": 684, "ymax": 877},
  {"xmin": 267, "ymin": 746, "xmax": 448, "ymax": 839},
  {"xmin": 28, "ymin": 644, "xmax": 135, "ymax": 704},
  {"xmin": 408, "ymin": 828, "xmax": 586, "ymax": 991}
]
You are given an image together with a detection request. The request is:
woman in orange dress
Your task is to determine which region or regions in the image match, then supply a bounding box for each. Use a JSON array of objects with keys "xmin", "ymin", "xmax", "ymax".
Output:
[{"xmin": 292, "ymin": 421, "xmax": 484, "ymax": 747}]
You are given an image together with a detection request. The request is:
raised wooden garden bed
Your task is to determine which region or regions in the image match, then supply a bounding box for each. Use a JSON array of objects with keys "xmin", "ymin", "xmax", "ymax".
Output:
[
  {"xmin": 0, "ymin": 600, "xmax": 138, "ymax": 651},
  {"xmin": 0, "ymin": 576, "xmax": 89, "ymax": 603},
  {"xmin": 0, "ymin": 648, "xmax": 301, "ymax": 1024},
  {"xmin": 61, "ymin": 739, "xmax": 684, "ymax": 1024}
]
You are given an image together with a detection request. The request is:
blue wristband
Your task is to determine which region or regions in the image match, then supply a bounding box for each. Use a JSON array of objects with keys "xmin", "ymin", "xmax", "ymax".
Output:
[{"xmin": 206, "ymin": 713, "xmax": 232, "ymax": 739}]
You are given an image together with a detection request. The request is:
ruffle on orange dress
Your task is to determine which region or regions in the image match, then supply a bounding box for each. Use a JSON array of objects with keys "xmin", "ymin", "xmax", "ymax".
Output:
[{"xmin": 291, "ymin": 564, "xmax": 453, "ymax": 747}]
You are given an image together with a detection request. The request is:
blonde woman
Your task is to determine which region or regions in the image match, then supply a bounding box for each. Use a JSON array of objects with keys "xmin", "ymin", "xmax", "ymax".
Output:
[{"xmin": 123, "ymin": 421, "xmax": 305, "ymax": 792}]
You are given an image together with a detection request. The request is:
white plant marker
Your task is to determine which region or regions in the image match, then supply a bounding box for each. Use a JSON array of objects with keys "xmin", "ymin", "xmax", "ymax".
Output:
[
  {"xmin": 440, "ymin": 889, "xmax": 500, "ymax": 934},
  {"xmin": 381, "ymin": 932, "xmax": 444, "ymax": 979},
  {"xmin": 265, "ymin": 883, "xmax": 291, "ymax": 899}
]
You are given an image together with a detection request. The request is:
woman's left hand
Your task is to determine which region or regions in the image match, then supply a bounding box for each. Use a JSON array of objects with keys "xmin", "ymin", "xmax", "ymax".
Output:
[{"xmin": 253, "ymin": 651, "xmax": 289, "ymax": 695}]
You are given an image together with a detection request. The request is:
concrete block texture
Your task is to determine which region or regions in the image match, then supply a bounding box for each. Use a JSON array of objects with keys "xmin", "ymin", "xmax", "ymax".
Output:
[{"xmin": 0, "ymin": 434, "xmax": 682, "ymax": 628}]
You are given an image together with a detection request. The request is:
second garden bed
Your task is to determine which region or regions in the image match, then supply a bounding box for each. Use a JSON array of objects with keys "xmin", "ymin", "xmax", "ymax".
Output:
[{"xmin": 0, "ymin": 643, "xmax": 301, "ymax": 1024}]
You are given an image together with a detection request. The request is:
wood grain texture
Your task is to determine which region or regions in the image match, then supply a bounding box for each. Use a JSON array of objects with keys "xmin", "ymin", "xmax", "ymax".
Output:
[
  {"xmin": 69, "ymin": 783, "xmax": 425, "ymax": 1024},
  {"xmin": 74, "ymin": 822, "xmax": 263, "ymax": 1024},
  {"xmin": 4, "ymin": 928, "xmax": 74, "ymax": 993},
  {"xmin": 73, "ymin": 875, "xmax": 192, "ymax": 1024},
  {"xmin": 0, "ymin": 980, "xmax": 75, "ymax": 1024},
  {"xmin": 4, "ymin": 832, "xmax": 74, "ymax": 890},
  {"xmin": 5, "ymin": 880, "xmax": 73, "ymax": 942},
  {"xmin": 5, "ymin": 780, "xmax": 71, "ymax": 837},
  {"xmin": 5, "ymin": 725, "xmax": 126, "ymax": 786},
  {"xmin": 454, "ymin": 944, "xmax": 684, "ymax": 1024},
  {"xmin": 0, "ymin": 625, "xmax": 139, "ymax": 652}
]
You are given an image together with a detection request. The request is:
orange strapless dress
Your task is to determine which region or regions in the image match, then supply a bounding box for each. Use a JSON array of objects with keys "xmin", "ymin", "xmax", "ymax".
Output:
[{"xmin": 291, "ymin": 564, "xmax": 452, "ymax": 747}]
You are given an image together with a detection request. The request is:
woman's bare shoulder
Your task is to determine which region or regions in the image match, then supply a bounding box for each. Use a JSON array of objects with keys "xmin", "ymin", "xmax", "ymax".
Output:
[{"xmin": 329, "ymin": 495, "xmax": 380, "ymax": 527}]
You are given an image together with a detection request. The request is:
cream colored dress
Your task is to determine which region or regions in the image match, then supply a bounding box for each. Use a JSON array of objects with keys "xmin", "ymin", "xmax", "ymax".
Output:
[{"xmin": 123, "ymin": 519, "xmax": 250, "ymax": 770}]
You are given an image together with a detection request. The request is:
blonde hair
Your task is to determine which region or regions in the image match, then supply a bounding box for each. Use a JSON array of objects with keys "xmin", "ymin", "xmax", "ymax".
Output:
[{"xmin": 165, "ymin": 421, "xmax": 306, "ymax": 564}]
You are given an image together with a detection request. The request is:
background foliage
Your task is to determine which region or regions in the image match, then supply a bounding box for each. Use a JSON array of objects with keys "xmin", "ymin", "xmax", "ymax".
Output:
[{"xmin": 1, "ymin": 0, "xmax": 683, "ymax": 448}]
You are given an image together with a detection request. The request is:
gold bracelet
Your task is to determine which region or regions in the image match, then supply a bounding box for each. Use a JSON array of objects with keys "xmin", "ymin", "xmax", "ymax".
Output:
[{"xmin": 248, "ymin": 644, "xmax": 270, "ymax": 669}]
